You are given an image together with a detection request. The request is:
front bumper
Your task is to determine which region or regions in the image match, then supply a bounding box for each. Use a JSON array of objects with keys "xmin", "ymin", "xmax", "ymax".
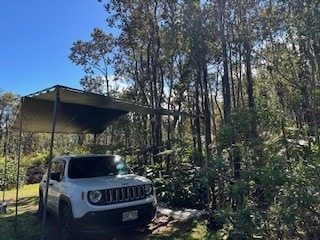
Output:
[{"xmin": 73, "ymin": 202, "xmax": 157, "ymax": 233}]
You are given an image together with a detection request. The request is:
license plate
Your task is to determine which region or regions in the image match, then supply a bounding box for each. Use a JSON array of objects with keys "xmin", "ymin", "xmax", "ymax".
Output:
[{"xmin": 122, "ymin": 210, "xmax": 138, "ymax": 222}]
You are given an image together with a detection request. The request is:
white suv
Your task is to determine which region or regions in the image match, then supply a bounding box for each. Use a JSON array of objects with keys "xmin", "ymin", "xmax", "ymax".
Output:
[{"xmin": 39, "ymin": 154, "xmax": 157, "ymax": 239}]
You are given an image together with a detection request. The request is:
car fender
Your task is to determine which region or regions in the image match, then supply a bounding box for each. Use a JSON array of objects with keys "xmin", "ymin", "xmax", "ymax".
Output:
[{"xmin": 59, "ymin": 194, "xmax": 73, "ymax": 217}]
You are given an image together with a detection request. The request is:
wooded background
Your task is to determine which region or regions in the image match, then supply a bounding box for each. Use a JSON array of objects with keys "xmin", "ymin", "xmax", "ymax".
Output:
[{"xmin": 1, "ymin": 1, "xmax": 319, "ymax": 239}]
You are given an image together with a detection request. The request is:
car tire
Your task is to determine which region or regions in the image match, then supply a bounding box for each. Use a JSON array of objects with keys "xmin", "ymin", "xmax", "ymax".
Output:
[
  {"xmin": 60, "ymin": 203, "xmax": 74, "ymax": 240},
  {"xmin": 38, "ymin": 192, "xmax": 44, "ymax": 218}
]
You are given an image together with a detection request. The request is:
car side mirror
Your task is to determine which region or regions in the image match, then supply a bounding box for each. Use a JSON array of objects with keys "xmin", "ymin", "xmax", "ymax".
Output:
[{"xmin": 51, "ymin": 172, "xmax": 61, "ymax": 181}]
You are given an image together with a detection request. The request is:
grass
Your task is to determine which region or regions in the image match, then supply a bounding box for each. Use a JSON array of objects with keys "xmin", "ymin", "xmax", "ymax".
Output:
[
  {"xmin": 0, "ymin": 184, "xmax": 215, "ymax": 240},
  {"xmin": 2, "ymin": 183, "xmax": 39, "ymax": 201},
  {"xmin": 0, "ymin": 184, "xmax": 41, "ymax": 240}
]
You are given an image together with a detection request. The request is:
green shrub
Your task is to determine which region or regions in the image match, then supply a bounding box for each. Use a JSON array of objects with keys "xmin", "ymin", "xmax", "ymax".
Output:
[
  {"xmin": 22, "ymin": 153, "xmax": 47, "ymax": 184},
  {"xmin": 0, "ymin": 158, "xmax": 26, "ymax": 191},
  {"xmin": 26, "ymin": 165, "xmax": 45, "ymax": 184},
  {"xmin": 153, "ymin": 164, "xmax": 208, "ymax": 209},
  {"xmin": 209, "ymin": 149, "xmax": 320, "ymax": 239}
]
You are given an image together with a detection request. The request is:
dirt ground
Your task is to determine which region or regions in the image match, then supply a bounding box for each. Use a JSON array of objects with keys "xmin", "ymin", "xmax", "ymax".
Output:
[{"xmin": 45, "ymin": 211, "xmax": 196, "ymax": 240}]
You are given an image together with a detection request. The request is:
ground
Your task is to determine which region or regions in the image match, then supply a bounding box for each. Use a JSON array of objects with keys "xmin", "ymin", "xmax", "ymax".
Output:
[
  {"xmin": 44, "ymin": 212, "xmax": 206, "ymax": 240},
  {"xmin": 0, "ymin": 184, "xmax": 212, "ymax": 240}
]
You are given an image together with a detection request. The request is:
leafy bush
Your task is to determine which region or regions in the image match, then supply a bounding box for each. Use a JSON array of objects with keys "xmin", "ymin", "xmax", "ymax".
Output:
[
  {"xmin": 152, "ymin": 164, "xmax": 208, "ymax": 209},
  {"xmin": 0, "ymin": 157, "xmax": 26, "ymax": 191},
  {"xmin": 25, "ymin": 165, "xmax": 45, "ymax": 184},
  {"xmin": 21, "ymin": 153, "xmax": 47, "ymax": 184},
  {"xmin": 209, "ymin": 142, "xmax": 320, "ymax": 239}
]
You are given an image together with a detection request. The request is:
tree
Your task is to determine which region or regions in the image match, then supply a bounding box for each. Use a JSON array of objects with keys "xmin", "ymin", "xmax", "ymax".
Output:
[
  {"xmin": 69, "ymin": 28, "xmax": 115, "ymax": 95},
  {"xmin": 41, "ymin": 1, "xmax": 320, "ymax": 237},
  {"xmin": 0, "ymin": 91, "xmax": 18, "ymax": 156}
]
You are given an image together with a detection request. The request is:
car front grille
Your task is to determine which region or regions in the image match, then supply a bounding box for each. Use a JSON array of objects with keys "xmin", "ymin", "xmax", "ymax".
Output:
[{"xmin": 105, "ymin": 185, "xmax": 146, "ymax": 204}]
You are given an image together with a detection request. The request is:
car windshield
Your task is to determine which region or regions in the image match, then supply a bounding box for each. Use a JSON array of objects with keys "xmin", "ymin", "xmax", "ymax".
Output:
[{"xmin": 68, "ymin": 156, "xmax": 132, "ymax": 179}]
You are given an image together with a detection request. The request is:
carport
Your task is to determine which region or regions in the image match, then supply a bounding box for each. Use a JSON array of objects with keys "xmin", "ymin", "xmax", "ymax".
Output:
[{"xmin": 10, "ymin": 85, "xmax": 190, "ymax": 240}]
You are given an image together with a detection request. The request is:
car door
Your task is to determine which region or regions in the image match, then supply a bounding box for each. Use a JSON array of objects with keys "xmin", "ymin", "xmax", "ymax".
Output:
[{"xmin": 48, "ymin": 160, "xmax": 66, "ymax": 215}]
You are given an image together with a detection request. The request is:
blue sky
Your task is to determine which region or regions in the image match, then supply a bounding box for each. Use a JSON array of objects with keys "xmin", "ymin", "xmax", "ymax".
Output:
[{"xmin": 0, "ymin": 0, "xmax": 110, "ymax": 96}]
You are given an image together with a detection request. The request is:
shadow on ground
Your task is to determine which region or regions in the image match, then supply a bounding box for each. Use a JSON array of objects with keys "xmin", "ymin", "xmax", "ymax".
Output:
[{"xmin": 44, "ymin": 212, "xmax": 196, "ymax": 240}]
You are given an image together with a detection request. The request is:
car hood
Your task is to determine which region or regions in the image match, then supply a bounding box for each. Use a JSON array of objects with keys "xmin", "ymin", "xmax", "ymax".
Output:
[{"xmin": 67, "ymin": 174, "xmax": 151, "ymax": 190}]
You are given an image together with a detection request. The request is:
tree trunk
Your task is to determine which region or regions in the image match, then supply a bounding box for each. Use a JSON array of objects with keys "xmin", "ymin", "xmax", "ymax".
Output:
[
  {"xmin": 244, "ymin": 41, "xmax": 258, "ymax": 138},
  {"xmin": 202, "ymin": 65, "xmax": 212, "ymax": 164},
  {"xmin": 195, "ymin": 70, "xmax": 203, "ymax": 162},
  {"xmin": 218, "ymin": 0, "xmax": 231, "ymax": 124}
]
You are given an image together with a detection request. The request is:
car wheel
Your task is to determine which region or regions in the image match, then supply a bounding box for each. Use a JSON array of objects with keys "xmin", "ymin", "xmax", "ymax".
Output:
[
  {"xmin": 60, "ymin": 204, "xmax": 74, "ymax": 240},
  {"xmin": 38, "ymin": 192, "xmax": 44, "ymax": 218}
]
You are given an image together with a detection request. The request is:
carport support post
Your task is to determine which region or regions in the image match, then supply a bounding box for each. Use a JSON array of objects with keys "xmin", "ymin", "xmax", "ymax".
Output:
[
  {"xmin": 41, "ymin": 87, "xmax": 60, "ymax": 240},
  {"xmin": 3, "ymin": 114, "xmax": 9, "ymax": 203},
  {"xmin": 14, "ymin": 98, "xmax": 24, "ymax": 231}
]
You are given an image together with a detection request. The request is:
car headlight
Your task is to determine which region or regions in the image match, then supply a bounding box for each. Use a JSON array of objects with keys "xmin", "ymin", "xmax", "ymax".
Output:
[
  {"xmin": 145, "ymin": 184, "xmax": 153, "ymax": 195},
  {"xmin": 88, "ymin": 190, "xmax": 102, "ymax": 203}
]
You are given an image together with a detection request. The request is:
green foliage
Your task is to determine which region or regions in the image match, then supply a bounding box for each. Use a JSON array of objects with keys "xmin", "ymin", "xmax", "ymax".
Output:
[
  {"xmin": 22, "ymin": 153, "xmax": 48, "ymax": 185},
  {"xmin": 217, "ymin": 124, "xmax": 235, "ymax": 150},
  {"xmin": 147, "ymin": 146, "xmax": 208, "ymax": 209},
  {"xmin": 0, "ymin": 157, "xmax": 26, "ymax": 191},
  {"xmin": 21, "ymin": 152, "xmax": 49, "ymax": 166},
  {"xmin": 210, "ymin": 137, "xmax": 320, "ymax": 239},
  {"xmin": 188, "ymin": 150, "xmax": 205, "ymax": 167},
  {"xmin": 217, "ymin": 109, "xmax": 259, "ymax": 150},
  {"xmin": 153, "ymin": 165, "xmax": 208, "ymax": 209},
  {"xmin": 69, "ymin": 28, "xmax": 114, "ymax": 94}
]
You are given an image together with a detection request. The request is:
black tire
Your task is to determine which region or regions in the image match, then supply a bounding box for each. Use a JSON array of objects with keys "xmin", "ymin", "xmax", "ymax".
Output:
[
  {"xmin": 38, "ymin": 192, "xmax": 44, "ymax": 218},
  {"xmin": 60, "ymin": 204, "xmax": 74, "ymax": 240}
]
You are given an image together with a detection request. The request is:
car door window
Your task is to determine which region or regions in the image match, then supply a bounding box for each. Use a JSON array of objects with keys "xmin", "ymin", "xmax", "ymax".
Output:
[{"xmin": 50, "ymin": 161, "xmax": 65, "ymax": 181}]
